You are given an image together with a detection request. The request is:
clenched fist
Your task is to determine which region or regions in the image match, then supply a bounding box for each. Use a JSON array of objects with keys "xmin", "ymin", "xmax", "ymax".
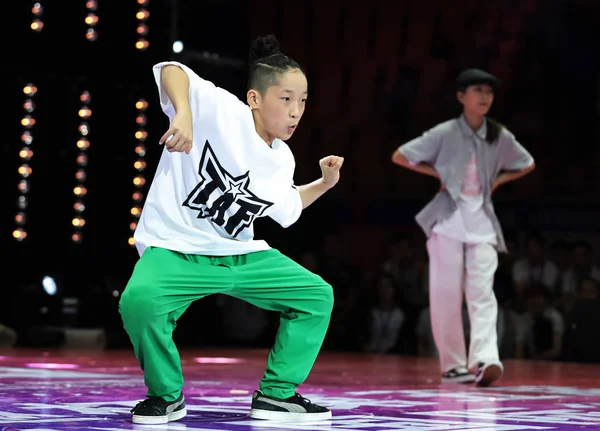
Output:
[{"xmin": 319, "ymin": 155, "xmax": 344, "ymax": 188}]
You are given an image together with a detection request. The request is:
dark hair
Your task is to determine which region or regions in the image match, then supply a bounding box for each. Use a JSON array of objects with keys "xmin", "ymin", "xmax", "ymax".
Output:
[
  {"xmin": 457, "ymin": 113, "xmax": 503, "ymax": 144},
  {"xmin": 485, "ymin": 118, "xmax": 503, "ymax": 144},
  {"xmin": 248, "ymin": 34, "xmax": 304, "ymax": 95}
]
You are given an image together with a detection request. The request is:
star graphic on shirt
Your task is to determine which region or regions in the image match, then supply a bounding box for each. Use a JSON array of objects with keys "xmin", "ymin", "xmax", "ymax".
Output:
[
  {"xmin": 225, "ymin": 178, "xmax": 247, "ymax": 200},
  {"xmin": 182, "ymin": 141, "xmax": 274, "ymax": 237}
]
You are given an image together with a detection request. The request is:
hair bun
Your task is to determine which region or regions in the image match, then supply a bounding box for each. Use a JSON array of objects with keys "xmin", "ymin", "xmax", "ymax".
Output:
[{"xmin": 249, "ymin": 34, "xmax": 280, "ymax": 64}]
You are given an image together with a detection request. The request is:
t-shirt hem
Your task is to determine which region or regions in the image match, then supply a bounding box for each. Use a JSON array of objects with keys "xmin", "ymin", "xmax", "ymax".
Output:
[{"xmin": 137, "ymin": 241, "xmax": 272, "ymax": 257}]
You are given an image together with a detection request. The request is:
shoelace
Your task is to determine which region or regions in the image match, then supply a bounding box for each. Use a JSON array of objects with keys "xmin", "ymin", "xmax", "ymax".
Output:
[{"xmin": 295, "ymin": 393, "xmax": 312, "ymax": 405}]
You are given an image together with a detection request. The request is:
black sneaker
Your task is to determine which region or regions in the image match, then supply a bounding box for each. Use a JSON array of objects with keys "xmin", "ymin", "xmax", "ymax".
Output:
[
  {"xmin": 249, "ymin": 390, "xmax": 331, "ymax": 421},
  {"xmin": 130, "ymin": 393, "xmax": 187, "ymax": 424},
  {"xmin": 475, "ymin": 362, "xmax": 503, "ymax": 387},
  {"xmin": 441, "ymin": 366, "xmax": 476, "ymax": 384}
]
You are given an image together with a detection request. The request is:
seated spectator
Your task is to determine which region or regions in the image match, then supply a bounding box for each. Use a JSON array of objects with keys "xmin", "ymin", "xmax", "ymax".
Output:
[
  {"xmin": 515, "ymin": 283, "xmax": 564, "ymax": 361},
  {"xmin": 365, "ymin": 276, "xmax": 404, "ymax": 354},
  {"xmin": 512, "ymin": 232, "xmax": 560, "ymax": 299},
  {"xmin": 562, "ymin": 278, "xmax": 600, "ymax": 362}
]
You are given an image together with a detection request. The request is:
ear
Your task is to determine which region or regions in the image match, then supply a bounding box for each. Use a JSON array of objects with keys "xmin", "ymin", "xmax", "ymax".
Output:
[
  {"xmin": 456, "ymin": 91, "xmax": 465, "ymax": 104},
  {"xmin": 247, "ymin": 89, "xmax": 260, "ymax": 109}
]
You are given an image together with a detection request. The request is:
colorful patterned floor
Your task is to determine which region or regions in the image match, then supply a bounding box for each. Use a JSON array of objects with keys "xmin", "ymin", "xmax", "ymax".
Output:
[{"xmin": 1, "ymin": 348, "xmax": 599, "ymax": 430}]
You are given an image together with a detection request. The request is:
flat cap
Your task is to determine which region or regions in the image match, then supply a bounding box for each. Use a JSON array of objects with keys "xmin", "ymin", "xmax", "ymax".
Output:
[{"xmin": 456, "ymin": 69, "xmax": 501, "ymax": 91}]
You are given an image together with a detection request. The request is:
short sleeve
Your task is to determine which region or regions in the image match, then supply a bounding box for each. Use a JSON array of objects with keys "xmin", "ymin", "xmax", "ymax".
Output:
[
  {"xmin": 152, "ymin": 61, "xmax": 220, "ymax": 120},
  {"xmin": 500, "ymin": 130, "xmax": 535, "ymax": 171},
  {"xmin": 397, "ymin": 127, "xmax": 443, "ymax": 165},
  {"xmin": 269, "ymin": 184, "xmax": 302, "ymax": 228}
]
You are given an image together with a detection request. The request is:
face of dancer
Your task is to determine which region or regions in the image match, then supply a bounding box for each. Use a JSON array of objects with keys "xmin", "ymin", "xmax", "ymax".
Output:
[
  {"xmin": 457, "ymin": 84, "xmax": 494, "ymax": 117},
  {"xmin": 248, "ymin": 69, "xmax": 307, "ymax": 144}
]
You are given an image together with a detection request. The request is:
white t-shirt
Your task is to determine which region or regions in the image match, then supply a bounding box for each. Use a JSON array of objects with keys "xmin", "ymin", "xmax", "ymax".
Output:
[
  {"xmin": 433, "ymin": 150, "xmax": 497, "ymax": 245},
  {"xmin": 134, "ymin": 61, "xmax": 303, "ymax": 256}
]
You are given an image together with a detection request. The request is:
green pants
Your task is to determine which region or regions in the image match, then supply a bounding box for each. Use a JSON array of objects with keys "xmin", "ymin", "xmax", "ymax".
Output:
[{"xmin": 119, "ymin": 246, "xmax": 333, "ymax": 402}]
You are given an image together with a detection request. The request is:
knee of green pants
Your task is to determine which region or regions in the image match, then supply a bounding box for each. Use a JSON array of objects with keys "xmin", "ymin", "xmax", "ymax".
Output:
[
  {"xmin": 119, "ymin": 286, "xmax": 158, "ymax": 333},
  {"xmin": 319, "ymin": 283, "xmax": 335, "ymax": 316}
]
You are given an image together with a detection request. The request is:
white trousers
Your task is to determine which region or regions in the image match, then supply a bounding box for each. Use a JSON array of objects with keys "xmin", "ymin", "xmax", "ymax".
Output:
[{"xmin": 427, "ymin": 232, "xmax": 500, "ymax": 372}]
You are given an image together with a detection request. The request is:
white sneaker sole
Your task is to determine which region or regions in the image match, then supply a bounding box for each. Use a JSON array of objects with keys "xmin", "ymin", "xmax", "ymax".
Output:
[
  {"xmin": 132, "ymin": 407, "xmax": 187, "ymax": 424},
  {"xmin": 249, "ymin": 409, "xmax": 332, "ymax": 422}
]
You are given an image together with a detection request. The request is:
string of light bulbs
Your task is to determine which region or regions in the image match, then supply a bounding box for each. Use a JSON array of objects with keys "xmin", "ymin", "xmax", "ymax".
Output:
[
  {"xmin": 31, "ymin": 2, "xmax": 44, "ymax": 32},
  {"xmin": 129, "ymin": 98, "xmax": 149, "ymax": 246},
  {"xmin": 136, "ymin": 0, "xmax": 150, "ymax": 51},
  {"xmin": 14, "ymin": 84, "xmax": 38, "ymax": 242},
  {"xmin": 85, "ymin": 0, "xmax": 98, "ymax": 41},
  {"xmin": 72, "ymin": 91, "xmax": 92, "ymax": 244}
]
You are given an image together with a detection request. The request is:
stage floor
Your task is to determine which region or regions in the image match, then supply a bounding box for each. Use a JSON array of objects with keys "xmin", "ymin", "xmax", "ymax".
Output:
[{"xmin": 0, "ymin": 348, "xmax": 599, "ymax": 430}]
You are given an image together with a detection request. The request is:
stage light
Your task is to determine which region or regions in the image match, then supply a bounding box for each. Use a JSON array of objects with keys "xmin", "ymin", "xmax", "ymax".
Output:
[
  {"xmin": 85, "ymin": 0, "xmax": 98, "ymax": 41},
  {"xmin": 134, "ymin": 130, "xmax": 148, "ymax": 140},
  {"xmin": 31, "ymin": 2, "xmax": 44, "ymax": 33},
  {"xmin": 73, "ymin": 91, "xmax": 91, "ymax": 243},
  {"xmin": 135, "ymin": 1, "xmax": 150, "ymax": 51},
  {"xmin": 129, "ymin": 98, "xmax": 148, "ymax": 246},
  {"xmin": 42, "ymin": 275, "xmax": 57, "ymax": 296},
  {"xmin": 133, "ymin": 176, "xmax": 146, "ymax": 186},
  {"xmin": 136, "ymin": 24, "xmax": 148, "ymax": 37},
  {"xmin": 173, "ymin": 41, "xmax": 184, "ymax": 53},
  {"xmin": 135, "ymin": 40, "xmax": 150, "ymax": 51},
  {"xmin": 136, "ymin": 9, "xmax": 150, "ymax": 20},
  {"xmin": 14, "ymin": 84, "xmax": 37, "ymax": 242},
  {"xmin": 135, "ymin": 99, "xmax": 148, "ymax": 110},
  {"xmin": 76, "ymin": 154, "xmax": 89, "ymax": 166}
]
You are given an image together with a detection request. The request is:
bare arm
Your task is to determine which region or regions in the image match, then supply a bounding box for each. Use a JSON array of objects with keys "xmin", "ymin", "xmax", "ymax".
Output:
[
  {"xmin": 159, "ymin": 65, "xmax": 193, "ymax": 153},
  {"xmin": 160, "ymin": 65, "xmax": 191, "ymax": 115},
  {"xmin": 299, "ymin": 155, "xmax": 344, "ymax": 209},
  {"xmin": 299, "ymin": 179, "xmax": 331, "ymax": 209},
  {"xmin": 391, "ymin": 150, "xmax": 440, "ymax": 179}
]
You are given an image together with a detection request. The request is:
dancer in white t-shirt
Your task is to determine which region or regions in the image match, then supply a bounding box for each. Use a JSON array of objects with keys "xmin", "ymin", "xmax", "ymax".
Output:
[
  {"xmin": 120, "ymin": 35, "xmax": 343, "ymax": 425},
  {"xmin": 392, "ymin": 69, "xmax": 535, "ymax": 386}
]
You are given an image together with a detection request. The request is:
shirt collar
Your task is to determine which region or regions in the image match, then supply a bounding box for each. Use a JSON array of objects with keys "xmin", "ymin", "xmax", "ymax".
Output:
[{"xmin": 458, "ymin": 114, "xmax": 487, "ymax": 141}]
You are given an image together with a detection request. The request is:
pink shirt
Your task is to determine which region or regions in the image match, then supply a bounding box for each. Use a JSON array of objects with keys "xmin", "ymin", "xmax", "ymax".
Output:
[{"xmin": 462, "ymin": 154, "xmax": 482, "ymax": 197}]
